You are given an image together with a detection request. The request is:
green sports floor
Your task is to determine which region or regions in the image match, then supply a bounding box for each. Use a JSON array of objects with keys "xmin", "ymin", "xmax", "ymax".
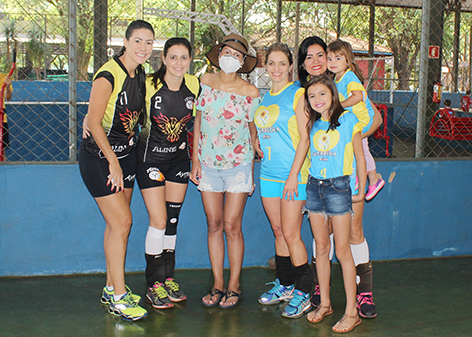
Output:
[{"xmin": 1, "ymin": 256, "xmax": 471, "ymax": 337}]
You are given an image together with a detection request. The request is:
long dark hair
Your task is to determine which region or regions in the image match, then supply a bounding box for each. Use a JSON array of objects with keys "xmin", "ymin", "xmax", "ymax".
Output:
[
  {"xmin": 305, "ymin": 74, "xmax": 344, "ymax": 134},
  {"xmin": 151, "ymin": 37, "xmax": 192, "ymax": 88},
  {"xmin": 297, "ymin": 36, "xmax": 328, "ymax": 87},
  {"xmin": 118, "ymin": 20, "xmax": 155, "ymax": 57}
]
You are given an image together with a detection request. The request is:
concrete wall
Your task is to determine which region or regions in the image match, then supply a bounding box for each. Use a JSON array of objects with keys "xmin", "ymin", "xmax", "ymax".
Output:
[{"xmin": 1, "ymin": 160, "xmax": 471, "ymax": 276}]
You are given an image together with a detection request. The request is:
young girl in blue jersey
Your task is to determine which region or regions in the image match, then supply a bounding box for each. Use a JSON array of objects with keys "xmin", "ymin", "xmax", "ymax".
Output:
[
  {"xmin": 298, "ymin": 36, "xmax": 379, "ymax": 319},
  {"xmin": 326, "ymin": 39, "xmax": 384, "ymax": 201},
  {"xmin": 304, "ymin": 74, "xmax": 366, "ymax": 333},
  {"xmin": 254, "ymin": 43, "xmax": 312, "ymax": 318}
]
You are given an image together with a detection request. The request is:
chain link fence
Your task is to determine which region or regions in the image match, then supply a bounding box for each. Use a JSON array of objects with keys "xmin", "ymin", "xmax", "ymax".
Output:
[{"xmin": 1, "ymin": 0, "xmax": 472, "ymax": 162}]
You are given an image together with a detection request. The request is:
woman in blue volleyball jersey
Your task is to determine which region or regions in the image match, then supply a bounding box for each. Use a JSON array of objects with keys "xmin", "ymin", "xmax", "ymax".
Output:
[{"xmin": 255, "ymin": 43, "xmax": 313, "ymax": 319}]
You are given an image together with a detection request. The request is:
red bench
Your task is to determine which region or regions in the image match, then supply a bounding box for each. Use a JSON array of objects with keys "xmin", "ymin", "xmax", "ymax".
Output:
[
  {"xmin": 429, "ymin": 109, "xmax": 472, "ymax": 140},
  {"xmin": 372, "ymin": 104, "xmax": 391, "ymax": 157}
]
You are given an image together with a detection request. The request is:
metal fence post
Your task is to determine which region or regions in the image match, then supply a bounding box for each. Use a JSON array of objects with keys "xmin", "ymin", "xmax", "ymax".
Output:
[{"xmin": 69, "ymin": 0, "xmax": 77, "ymax": 162}]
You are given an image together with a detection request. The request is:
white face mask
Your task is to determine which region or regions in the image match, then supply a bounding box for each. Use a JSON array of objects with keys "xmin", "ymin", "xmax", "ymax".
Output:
[{"xmin": 219, "ymin": 54, "xmax": 242, "ymax": 74}]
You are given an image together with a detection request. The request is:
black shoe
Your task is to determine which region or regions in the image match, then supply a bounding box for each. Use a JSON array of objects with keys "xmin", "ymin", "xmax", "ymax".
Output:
[
  {"xmin": 310, "ymin": 285, "xmax": 320, "ymax": 307},
  {"xmin": 357, "ymin": 292, "xmax": 377, "ymax": 318}
]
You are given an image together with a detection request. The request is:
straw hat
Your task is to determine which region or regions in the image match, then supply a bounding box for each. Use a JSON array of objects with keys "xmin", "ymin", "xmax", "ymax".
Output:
[{"xmin": 206, "ymin": 34, "xmax": 258, "ymax": 74}]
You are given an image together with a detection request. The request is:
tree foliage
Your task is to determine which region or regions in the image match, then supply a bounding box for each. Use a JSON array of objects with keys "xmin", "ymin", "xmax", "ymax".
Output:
[
  {"xmin": 0, "ymin": 0, "xmax": 468, "ymax": 88},
  {"xmin": 375, "ymin": 6, "xmax": 422, "ymax": 90}
]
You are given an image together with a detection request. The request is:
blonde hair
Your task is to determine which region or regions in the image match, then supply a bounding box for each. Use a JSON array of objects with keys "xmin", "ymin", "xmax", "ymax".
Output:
[{"xmin": 327, "ymin": 39, "xmax": 364, "ymax": 83}]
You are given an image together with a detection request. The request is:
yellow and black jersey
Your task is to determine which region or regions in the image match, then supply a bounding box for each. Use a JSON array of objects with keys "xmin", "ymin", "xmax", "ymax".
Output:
[
  {"xmin": 81, "ymin": 56, "xmax": 144, "ymax": 158},
  {"xmin": 137, "ymin": 74, "xmax": 200, "ymax": 163}
]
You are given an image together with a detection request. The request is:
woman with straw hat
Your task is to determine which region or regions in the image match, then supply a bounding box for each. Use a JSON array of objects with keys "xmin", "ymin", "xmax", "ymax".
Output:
[{"xmin": 190, "ymin": 33, "xmax": 261, "ymax": 309}]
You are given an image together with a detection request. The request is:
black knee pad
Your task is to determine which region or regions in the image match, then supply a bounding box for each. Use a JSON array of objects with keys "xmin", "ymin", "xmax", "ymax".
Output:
[
  {"xmin": 165, "ymin": 202, "xmax": 182, "ymax": 236},
  {"xmin": 356, "ymin": 261, "xmax": 373, "ymax": 294}
]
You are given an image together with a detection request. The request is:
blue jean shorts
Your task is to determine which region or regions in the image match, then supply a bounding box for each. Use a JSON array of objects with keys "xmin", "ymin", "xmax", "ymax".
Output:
[
  {"xmin": 198, "ymin": 162, "xmax": 253, "ymax": 193},
  {"xmin": 304, "ymin": 175, "xmax": 352, "ymax": 216}
]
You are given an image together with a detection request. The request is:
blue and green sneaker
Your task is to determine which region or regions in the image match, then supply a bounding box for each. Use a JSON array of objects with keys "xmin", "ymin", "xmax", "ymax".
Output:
[
  {"xmin": 101, "ymin": 285, "xmax": 141, "ymax": 305},
  {"xmin": 281, "ymin": 289, "xmax": 311, "ymax": 318},
  {"xmin": 258, "ymin": 279, "xmax": 294, "ymax": 305},
  {"xmin": 108, "ymin": 292, "xmax": 147, "ymax": 321}
]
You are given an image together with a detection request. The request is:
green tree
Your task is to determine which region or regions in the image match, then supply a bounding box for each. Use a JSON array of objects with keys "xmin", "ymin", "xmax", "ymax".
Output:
[
  {"xmin": 26, "ymin": 25, "xmax": 45, "ymax": 80},
  {"xmin": 0, "ymin": 19, "xmax": 16, "ymax": 74}
]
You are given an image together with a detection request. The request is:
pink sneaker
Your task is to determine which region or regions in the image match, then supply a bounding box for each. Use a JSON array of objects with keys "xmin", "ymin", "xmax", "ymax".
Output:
[
  {"xmin": 365, "ymin": 178, "xmax": 385, "ymax": 201},
  {"xmin": 357, "ymin": 292, "xmax": 377, "ymax": 318}
]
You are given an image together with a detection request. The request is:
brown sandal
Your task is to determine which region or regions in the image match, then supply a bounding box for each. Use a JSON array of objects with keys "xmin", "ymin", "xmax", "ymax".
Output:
[
  {"xmin": 307, "ymin": 305, "xmax": 333, "ymax": 323},
  {"xmin": 332, "ymin": 314, "xmax": 362, "ymax": 333}
]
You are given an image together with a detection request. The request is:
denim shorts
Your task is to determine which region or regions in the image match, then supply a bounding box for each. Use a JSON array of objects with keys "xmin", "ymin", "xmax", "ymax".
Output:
[
  {"xmin": 260, "ymin": 179, "xmax": 307, "ymax": 200},
  {"xmin": 198, "ymin": 162, "xmax": 253, "ymax": 193},
  {"xmin": 304, "ymin": 175, "xmax": 352, "ymax": 216}
]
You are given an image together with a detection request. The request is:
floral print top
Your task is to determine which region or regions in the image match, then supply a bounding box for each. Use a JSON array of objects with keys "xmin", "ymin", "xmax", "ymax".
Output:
[{"xmin": 195, "ymin": 84, "xmax": 261, "ymax": 170}]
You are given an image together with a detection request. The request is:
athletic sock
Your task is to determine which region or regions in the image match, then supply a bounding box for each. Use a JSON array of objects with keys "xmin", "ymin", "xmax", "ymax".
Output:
[
  {"xmin": 113, "ymin": 292, "xmax": 126, "ymax": 302},
  {"xmin": 145, "ymin": 226, "xmax": 165, "ymax": 255},
  {"xmin": 275, "ymin": 255, "xmax": 295, "ymax": 286},
  {"xmin": 293, "ymin": 262, "xmax": 313, "ymax": 294}
]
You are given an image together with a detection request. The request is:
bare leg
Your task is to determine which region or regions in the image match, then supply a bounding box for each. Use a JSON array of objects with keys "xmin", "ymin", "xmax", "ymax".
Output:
[
  {"xmin": 220, "ymin": 192, "xmax": 248, "ymax": 307},
  {"xmin": 309, "ymin": 213, "xmax": 331, "ymax": 308},
  {"xmin": 331, "ymin": 214, "xmax": 358, "ymax": 318},
  {"xmin": 351, "ymin": 201, "xmax": 365, "ymax": 245},
  {"xmin": 141, "ymin": 186, "xmax": 167, "ymax": 230},
  {"xmin": 367, "ymin": 170, "xmax": 379, "ymax": 186},
  {"xmin": 96, "ymin": 191, "xmax": 133, "ymax": 296},
  {"xmin": 261, "ymin": 197, "xmax": 289, "ymax": 256},
  {"xmin": 165, "ymin": 181, "xmax": 188, "ymax": 204},
  {"xmin": 104, "ymin": 188, "xmax": 133, "ymax": 289},
  {"xmin": 201, "ymin": 191, "xmax": 225, "ymax": 306},
  {"xmin": 280, "ymin": 199, "xmax": 307, "ymax": 266}
]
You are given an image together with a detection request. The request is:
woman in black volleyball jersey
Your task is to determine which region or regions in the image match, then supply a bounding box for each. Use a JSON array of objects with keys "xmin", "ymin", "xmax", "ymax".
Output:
[
  {"xmin": 135, "ymin": 38, "xmax": 200, "ymax": 310},
  {"xmin": 79, "ymin": 20, "xmax": 154, "ymax": 321}
]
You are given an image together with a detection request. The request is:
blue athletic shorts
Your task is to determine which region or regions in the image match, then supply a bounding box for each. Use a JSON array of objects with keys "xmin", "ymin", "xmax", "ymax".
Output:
[{"xmin": 260, "ymin": 179, "xmax": 307, "ymax": 200}]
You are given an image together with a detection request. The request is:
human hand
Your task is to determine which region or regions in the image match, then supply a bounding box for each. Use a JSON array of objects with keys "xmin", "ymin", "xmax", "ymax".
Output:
[
  {"xmin": 352, "ymin": 193, "xmax": 365, "ymax": 204},
  {"xmin": 254, "ymin": 138, "xmax": 263, "ymax": 159},
  {"xmin": 189, "ymin": 160, "xmax": 201, "ymax": 185},
  {"xmin": 282, "ymin": 176, "xmax": 298, "ymax": 201},
  {"xmin": 107, "ymin": 161, "xmax": 124, "ymax": 193},
  {"xmin": 82, "ymin": 114, "xmax": 91, "ymax": 139}
]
